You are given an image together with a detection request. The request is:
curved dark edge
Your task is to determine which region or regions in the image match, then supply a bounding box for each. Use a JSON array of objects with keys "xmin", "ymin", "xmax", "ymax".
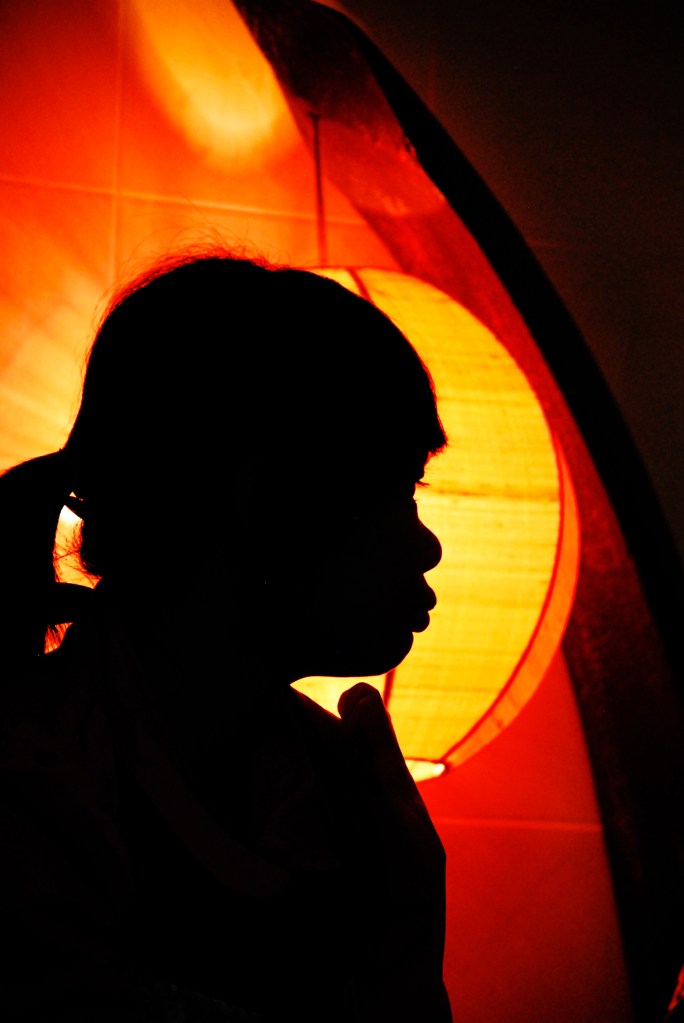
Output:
[
  {"xmin": 234, "ymin": 3, "xmax": 684, "ymax": 1016},
  {"xmin": 319, "ymin": 5, "xmax": 684, "ymax": 687}
]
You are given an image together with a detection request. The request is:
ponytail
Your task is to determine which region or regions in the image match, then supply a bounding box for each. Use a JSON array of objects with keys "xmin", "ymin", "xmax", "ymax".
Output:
[{"xmin": 0, "ymin": 451, "xmax": 90, "ymax": 670}]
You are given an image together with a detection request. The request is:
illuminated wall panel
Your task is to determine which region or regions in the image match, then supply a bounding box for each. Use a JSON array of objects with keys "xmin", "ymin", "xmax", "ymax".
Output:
[
  {"xmin": 0, "ymin": 183, "xmax": 112, "ymax": 465},
  {"xmin": 298, "ymin": 268, "xmax": 579, "ymax": 772},
  {"xmin": 0, "ymin": 3, "xmax": 119, "ymax": 187}
]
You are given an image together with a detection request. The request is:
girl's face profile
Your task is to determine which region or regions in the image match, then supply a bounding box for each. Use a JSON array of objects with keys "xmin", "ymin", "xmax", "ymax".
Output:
[
  {"xmin": 255, "ymin": 467, "xmax": 442, "ymax": 682},
  {"xmin": 316, "ymin": 481, "xmax": 442, "ymax": 677},
  {"xmin": 65, "ymin": 260, "xmax": 447, "ymax": 690}
]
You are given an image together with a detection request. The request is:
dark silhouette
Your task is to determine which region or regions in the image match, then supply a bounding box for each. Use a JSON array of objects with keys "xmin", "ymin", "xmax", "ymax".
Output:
[{"xmin": 1, "ymin": 253, "xmax": 451, "ymax": 1021}]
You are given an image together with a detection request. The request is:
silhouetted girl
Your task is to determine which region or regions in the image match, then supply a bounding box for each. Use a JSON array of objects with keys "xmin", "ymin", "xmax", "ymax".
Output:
[{"xmin": 1, "ymin": 253, "xmax": 451, "ymax": 1022}]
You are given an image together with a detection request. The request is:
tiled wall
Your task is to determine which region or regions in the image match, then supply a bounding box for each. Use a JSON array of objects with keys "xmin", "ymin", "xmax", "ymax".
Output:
[{"xmin": 0, "ymin": 0, "xmax": 395, "ymax": 465}]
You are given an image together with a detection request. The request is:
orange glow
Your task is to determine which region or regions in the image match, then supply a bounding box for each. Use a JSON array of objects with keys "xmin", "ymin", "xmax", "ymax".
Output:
[
  {"xmin": 0, "ymin": 188, "xmax": 111, "ymax": 472},
  {"xmin": 0, "ymin": 269, "xmax": 102, "ymax": 468},
  {"xmin": 296, "ymin": 269, "xmax": 580, "ymax": 770},
  {"xmin": 0, "ymin": 3, "xmax": 580, "ymax": 779},
  {"xmin": 0, "ymin": 6, "xmax": 633, "ymax": 1010},
  {"xmin": 130, "ymin": 0, "xmax": 301, "ymax": 171}
]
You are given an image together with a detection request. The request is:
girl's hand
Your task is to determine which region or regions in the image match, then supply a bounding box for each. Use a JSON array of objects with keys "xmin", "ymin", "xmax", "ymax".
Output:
[{"xmin": 338, "ymin": 682, "xmax": 452, "ymax": 1022}]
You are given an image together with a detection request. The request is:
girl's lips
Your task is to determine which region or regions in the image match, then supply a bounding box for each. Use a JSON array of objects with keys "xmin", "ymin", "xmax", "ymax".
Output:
[
  {"xmin": 412, "ymin": 590, "xmax": 436, "ymax": 631},
  {"xmin": 392, "ymin": 583, "xmax": 436, "ymax": 633},
  {"xmin": 412, "ymin": 610, "xmax": 431, "ymax": 633}
]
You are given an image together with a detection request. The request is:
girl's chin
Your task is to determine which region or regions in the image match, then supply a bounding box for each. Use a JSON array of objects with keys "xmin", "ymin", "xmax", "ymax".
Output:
[{"xmin": 310, "ymin": 630, "xmax": 416, "ymax": 680}]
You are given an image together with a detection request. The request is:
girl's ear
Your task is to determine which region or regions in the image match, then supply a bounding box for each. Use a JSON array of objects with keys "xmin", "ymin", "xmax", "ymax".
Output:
[{"xmin": 0, "ymin": 450, "xmax": 73, "ymax": 662}]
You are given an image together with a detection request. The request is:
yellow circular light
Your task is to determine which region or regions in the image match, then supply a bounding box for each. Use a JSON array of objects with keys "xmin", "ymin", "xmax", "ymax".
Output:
[{"xmin": 296, "ymin": 268, "xmax": 580, "ymax": 769}]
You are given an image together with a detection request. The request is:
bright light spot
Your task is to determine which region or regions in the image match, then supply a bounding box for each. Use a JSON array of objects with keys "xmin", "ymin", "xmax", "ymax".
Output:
[
  {"xmin": 406, "ymin": 760, "xmax": 447, "ymax": 783},
  {"xmin": 131, "ymin": 0, "xmax": 300, "ymax": 170},
  {"xmin": 296, "ymin": 269, "xmax": 580, "ymax": 769}
]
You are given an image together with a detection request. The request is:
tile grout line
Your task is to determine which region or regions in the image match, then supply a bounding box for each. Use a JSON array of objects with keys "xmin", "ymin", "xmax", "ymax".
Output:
[{"xmin": 0, "ymin": 173, "xmax": 366, "ymax": 227}]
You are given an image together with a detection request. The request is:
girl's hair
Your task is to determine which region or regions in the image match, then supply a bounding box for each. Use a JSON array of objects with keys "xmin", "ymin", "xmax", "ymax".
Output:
[{"xmin": 0, "ymin": 251, "xmax": 446, "ymax": 663}]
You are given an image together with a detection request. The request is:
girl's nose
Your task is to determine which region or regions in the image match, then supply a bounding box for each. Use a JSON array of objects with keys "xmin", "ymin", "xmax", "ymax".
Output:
[{"xmin": 420, "ymin": 520, "xmax": 442, "ymax": 573}]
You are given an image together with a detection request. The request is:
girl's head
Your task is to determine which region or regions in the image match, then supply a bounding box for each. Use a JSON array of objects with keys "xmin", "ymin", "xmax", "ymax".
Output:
[{"xmin": 5, "ymin": 252, "xmax": 446, "ymax": 676}]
